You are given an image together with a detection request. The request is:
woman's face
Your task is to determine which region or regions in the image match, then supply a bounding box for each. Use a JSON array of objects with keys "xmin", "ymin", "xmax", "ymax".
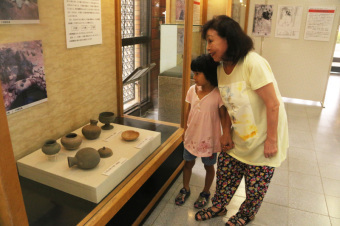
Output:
[{"xmin": 206, "ymin": 29, "xmax": 228, "ymax": 62}]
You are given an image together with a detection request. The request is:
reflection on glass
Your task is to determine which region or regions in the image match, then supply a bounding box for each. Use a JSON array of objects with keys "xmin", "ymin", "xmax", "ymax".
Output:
[{"xmin": 158, "ymin": 24, "xmax": 205, "ymax": 123}]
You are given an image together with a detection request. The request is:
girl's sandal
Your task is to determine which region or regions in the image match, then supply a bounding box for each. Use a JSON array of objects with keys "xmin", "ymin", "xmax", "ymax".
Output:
[
  {"xmin": 195, "ymin": 206, "xmax": 227, "ymax": 221},
  {"xmin": 175, "ymin": 188, "xmax": 190, "ymax": 206},
  {"xmin": 226, "ymin": 212, "xmax": 254, "ymax": 226},
  {"xmin": 194, "ymin": 191, "xmax": 210, "ymax": 209}
]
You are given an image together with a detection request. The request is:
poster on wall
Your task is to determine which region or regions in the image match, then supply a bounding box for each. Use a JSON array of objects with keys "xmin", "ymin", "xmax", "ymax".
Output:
[
  {"xmin": 193, "ymin": 0, "xmax": 200, "ymax": 25},
  {"xmin": 64, "ymin": 0, "xmax": 102, "ymax": 48},
  {"xmin": 176, "ymin": 0, "xmax": 185, "ymax": 21},
  {"xmin": 252, "ymin": 4, "xmax": 273, "ymax": 37},
  {"xmin": 304, "ymin": 7, "xmax": 336, "ymax": 42},
  {"xmin": 0, "ymin": 40, "xmax": 47, "ymax": 115},
  {"xmin": 0, "ymin": 0, "xmax": 39, "ymax": 24},
  {"xmin": 275, "ymin": 5, "xmax": 303, "ymax": 39}
]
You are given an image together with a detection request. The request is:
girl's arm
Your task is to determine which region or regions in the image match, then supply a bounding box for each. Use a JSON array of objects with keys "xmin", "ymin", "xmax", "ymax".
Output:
[
  {"xmin": 255, "ymin": 83, "xmax": 280, "ymax": 158},
  {"xmin": 219, "ymin": 105, "xmax": 234, "ymax": 150},
  {"xmin": 183, "ymin": 103, "xmax": 191, "ymax": 141}
]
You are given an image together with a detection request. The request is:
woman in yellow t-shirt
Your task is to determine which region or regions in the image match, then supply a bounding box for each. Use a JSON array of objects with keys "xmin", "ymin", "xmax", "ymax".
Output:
[{"xmin": 195, "ymin": 15, "xmax": 289, "ymax": 225}]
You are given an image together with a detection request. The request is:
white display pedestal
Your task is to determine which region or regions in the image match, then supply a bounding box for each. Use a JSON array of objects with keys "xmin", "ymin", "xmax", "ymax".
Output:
[{"xmin": 17, "ymin": 123, "xmax": 161, "ymax": 203}]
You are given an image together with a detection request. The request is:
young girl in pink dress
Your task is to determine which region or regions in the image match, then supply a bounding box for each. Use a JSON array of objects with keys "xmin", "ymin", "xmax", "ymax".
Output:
[{"xmin": 175, "ymin": 54, "xmax": 229, "ymax": 209}]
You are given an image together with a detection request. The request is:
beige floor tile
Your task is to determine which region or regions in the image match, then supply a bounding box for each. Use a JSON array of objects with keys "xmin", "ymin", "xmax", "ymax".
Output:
[
  {"xmin": 286, "ymin": 103, "xmax": 307, "ymax": 117},
  {"xmin": 289, "ymin": 188, "xmax": 328, "ymax": 215},
  {"xmin": 316, "ymin": 151, "xmax": 340, "ymax": 167},
  {"xmin": 263, "ymin": 183, "xmax": 289, "ymax": 206},
  {"xmin": 330, "ymin": 217, "xmax": 340, "ymax": 226},
  {"xmin": 250, "ymin": 202, "xmax": 289, "ymax": 226},
  {"xmin": 151, "ymin": 203, "xmax": 199, "ymax": 226},
  {"xmin": 289, "ymin": 157, "xmax": 320, "ymax": 176},
  {"xmin": 319, "ymin": 164, "xmax": 340, "ymax": 181},
  {"xmin": 322, "ymin": 178, "xmax": 340, "ymax": 198},
  {"xmin": 288, "ymin": 208, "xmax": 331, "ymax": 226},
  {"xmin": 271, "ymin": 168, "xmax": 289, "ymax": 186},
  {"xmin": 288, "ymin": 114, "xmax": 310, "ymax": 131},
  {"xmin": 288, "ymin": 147, "xmax": 317, "ymax": 162},
  {"xmin": 289, "ymin": 171, "xmax": 323, "ymax": 194},
  {"xmin": 325, "ymin": 196, "xmax": 340, "ymax": 218},
  {"xmin": 289, "ymin": 130, "xmax": 315, "ymax": 149}
]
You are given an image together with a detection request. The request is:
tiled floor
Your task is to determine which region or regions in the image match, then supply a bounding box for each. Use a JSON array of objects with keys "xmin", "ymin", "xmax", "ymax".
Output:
[{"xmin": 142, "ymin": 75, "xmax": 340, "ymax": 226}]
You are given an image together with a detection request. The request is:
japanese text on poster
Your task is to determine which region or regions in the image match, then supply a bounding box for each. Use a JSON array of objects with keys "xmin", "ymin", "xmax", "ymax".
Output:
[
  {"xmin": 64, "ymin": 0, "xmax": 102, "ymax": 48},
  {"xmin": 304, "ymin": 7, "xmax": 336, "ymax": 42}
]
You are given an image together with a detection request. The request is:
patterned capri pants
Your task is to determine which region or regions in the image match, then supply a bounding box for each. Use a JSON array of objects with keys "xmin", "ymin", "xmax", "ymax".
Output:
[{"xmin": 211, "ymin": 152, "xmax": 275, "ymax": 217}]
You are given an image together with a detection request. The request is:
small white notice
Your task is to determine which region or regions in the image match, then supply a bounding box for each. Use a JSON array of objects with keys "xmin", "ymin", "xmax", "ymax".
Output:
[
  {"xmin": 102, "ymin": 158, "xmax": 128, "ymax": 176},
  {"xmin": 103, "ymin": 130, "xmax": 122, "ymax": 142},
  {"xmin": 135, "ymin": 136, "xmax": 154, "ymax": 149},
  {"xmin": 304, "ymin": 7, "xmax": 336, "ymax": 41},
  {"xmin": 64, "ymin": 0, "xmax": 103, "ymax": 48}
]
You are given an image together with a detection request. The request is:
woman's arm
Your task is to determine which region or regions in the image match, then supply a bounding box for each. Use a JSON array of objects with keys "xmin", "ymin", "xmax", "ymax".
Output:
[
  {"xmin": 219, "ymin": 105, "xmax": 234, "ymax": 150},
  {"xmin": 255, "ymin": 83, "xmax": 280, "ymax": 158}
]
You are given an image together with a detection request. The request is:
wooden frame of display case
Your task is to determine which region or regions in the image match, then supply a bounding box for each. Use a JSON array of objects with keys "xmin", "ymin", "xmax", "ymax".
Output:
[{"xmin": 0, "ymin": 0, "xmax": 205, "ymax": 225}]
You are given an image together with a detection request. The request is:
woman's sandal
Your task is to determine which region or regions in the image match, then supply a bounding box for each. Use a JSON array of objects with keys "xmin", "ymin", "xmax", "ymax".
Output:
[
  {"xmin": 226, "ymin": 212, "xmax": 254, "ymax": 226},
  {"xmin": 175, "ymin": 188, "xmax": 190, "ymax": 206},
  {"xmin": 194, "ymin": 191, "xmax": 210, "ymax": 209},
  {"xmin": 195, "ymin": 206, "xmax": 227, "ymax": 221}
]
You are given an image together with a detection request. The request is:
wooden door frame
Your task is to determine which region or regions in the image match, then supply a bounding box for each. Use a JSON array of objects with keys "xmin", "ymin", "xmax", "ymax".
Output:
[{"xmin": 0, "ymin": 84, "xmax": 28, "ymax": 225}]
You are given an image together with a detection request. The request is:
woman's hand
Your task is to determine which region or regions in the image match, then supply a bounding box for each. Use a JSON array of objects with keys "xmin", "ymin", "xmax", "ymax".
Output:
[
  {"xmin": 221, "ymin": 133, "xmax": 234, "ymax": 151},
  {"xmin": 264, "ymin": 138, "xmax": 278, "ymax": 158}
]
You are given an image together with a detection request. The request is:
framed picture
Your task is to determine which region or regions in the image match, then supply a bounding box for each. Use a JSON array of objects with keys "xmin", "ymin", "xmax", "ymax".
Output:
[
  {"xmin": 0, "ymin": 40, "xmax": 47, "ymax": 115},
  {"xmin": 0, "ymin": 0, "xmax": 39, "ymax": 24}
]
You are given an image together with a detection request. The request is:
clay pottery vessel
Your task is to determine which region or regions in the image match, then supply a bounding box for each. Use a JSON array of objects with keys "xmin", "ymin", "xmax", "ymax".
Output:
[
  {"xmin": 61, "ymin": 133, "xmax": 82, "ymax": 150},
  {"xmin": 42, "ymin": 139, "xmax": 61, "ymax": 155},
  {"xmin": 68, "ymin": 147, "xmax": 100, "ymax": 169},
  {"xmin": 121, "ymin": 130, "xmax": 139, "ymax": 141},
  {"xmin": 98, "ymin": 147, "xmax": 113, "ymax": 158},
  {"xmin": 98, "ymin": 112, "xmax": 115, "ymax": 130},
  {"xmin": 82, "ymin": 119, "xmax": 101, "ymax": 140}
]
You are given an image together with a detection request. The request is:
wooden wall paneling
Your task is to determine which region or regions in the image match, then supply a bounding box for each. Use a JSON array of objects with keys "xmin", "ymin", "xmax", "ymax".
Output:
[
  {"xmin": 244, "ymin": 0, "xmax": 250, "ymax": 33},
  {"xmin": 166, "ymin": 0, "xmax": 171, "ymax": 23},
  {"xmin": 115, "ymin": 0, "xmax": 124, "ymax": 117},
  {"xmin": 0, "ymin": 84, "xmax": 28, "ymax": 226},
  {"xmin": 180, "ymin": 0, "xmax": 194, "ymax": 128},
  {"xmin": 202, "ymin": 0, "xmax": 208, "ymax": 25},
  {"xmin": 226, "ymin": 0, "xmax": 232, "ymax": 17}
]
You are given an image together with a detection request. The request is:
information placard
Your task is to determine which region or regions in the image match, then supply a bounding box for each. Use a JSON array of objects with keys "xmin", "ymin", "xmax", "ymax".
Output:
[{"xmin": 64, "ymin": 0, "xmax": 103, "ymax": 48}]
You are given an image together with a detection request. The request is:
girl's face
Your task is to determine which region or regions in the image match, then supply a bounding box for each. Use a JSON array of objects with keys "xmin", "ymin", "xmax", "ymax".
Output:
[
  {"xmin": 206, "ymin": 29, "xmax": 228, "ymax": 62},
  {"xmin": 193, "ymin": 71, "xmax": 209, "ymax": 87}
]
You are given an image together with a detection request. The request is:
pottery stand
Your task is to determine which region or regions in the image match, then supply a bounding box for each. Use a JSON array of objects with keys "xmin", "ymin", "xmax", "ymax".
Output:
[{"xmin": 17, "ymin": 123, "xmax": 161, "ymax": 203}]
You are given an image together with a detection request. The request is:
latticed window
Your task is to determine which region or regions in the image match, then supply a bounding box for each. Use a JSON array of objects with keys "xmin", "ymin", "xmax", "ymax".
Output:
[
  {"xmin": 121, "ymin": 0, "xmax": 136, "ymax": 103},
  {"xmin": 121, "ymin": 0, "xmax": 149, "ymax": 111}
]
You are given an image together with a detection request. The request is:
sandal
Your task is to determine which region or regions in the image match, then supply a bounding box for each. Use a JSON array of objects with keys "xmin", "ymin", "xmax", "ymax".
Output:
[
  {"xmin": 175, "ymin": 188, "xmax": 190, "ymax": 206},
  {"xmin": 194, "ymin": 191, "xmax": 210, "ymax": 209},
  {"xmin": 226, "ymin": 212, "xmax": 254, "ymax": 226},
  {"xmin": 195, "ymin": 206, "xmax": 227, "ymax": 221}
]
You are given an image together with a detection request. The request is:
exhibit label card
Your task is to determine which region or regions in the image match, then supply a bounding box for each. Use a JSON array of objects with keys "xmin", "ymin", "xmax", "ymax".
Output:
[
  {"xmin": 304, "ymin": 7, "xmax": 336, "ymax": 42},
  {"xmin": 64, "ymin": 0, "xmax": 103, "ymax": 48}
]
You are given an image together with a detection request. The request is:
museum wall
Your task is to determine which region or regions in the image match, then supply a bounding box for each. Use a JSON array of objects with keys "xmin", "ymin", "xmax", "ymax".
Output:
[{"xmin": 0, "ymin": 1, "xmax": 117, "ymax": 160}]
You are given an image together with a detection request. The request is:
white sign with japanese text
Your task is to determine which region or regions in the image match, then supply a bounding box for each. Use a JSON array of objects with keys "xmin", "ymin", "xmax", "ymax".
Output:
[{"xmin": 64, "ymin": 0, "xmax": 102, "ymax": 48}]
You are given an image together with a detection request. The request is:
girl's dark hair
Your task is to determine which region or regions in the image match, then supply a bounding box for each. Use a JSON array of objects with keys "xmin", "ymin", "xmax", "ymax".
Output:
[
  {"xmin": 191, "ymin": 54, "xmax": 219, "ymax": 87},
  {"xmin": 202, "ymin": 15, "xmax": 254, "ymax": 64}
]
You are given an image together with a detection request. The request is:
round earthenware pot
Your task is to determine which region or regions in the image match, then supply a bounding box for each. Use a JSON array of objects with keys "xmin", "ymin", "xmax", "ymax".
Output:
[
  {"xmin": 98, "ymin": 147, "xmax": 113, "ymax": 158},
  {"xmin": 68, "ymin": 147, "xmax": 100, "ymax": 169},
  {"xmin": 42, "ymin": 139, "xmax": 61, "ymax": 155},
  {"xmin": 82, "ymin": 119, "xmax": 101, "ymax": 140},
  {"xmin": 61, "ymin": 133, "xmax": 82, "ymax": 150}
]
